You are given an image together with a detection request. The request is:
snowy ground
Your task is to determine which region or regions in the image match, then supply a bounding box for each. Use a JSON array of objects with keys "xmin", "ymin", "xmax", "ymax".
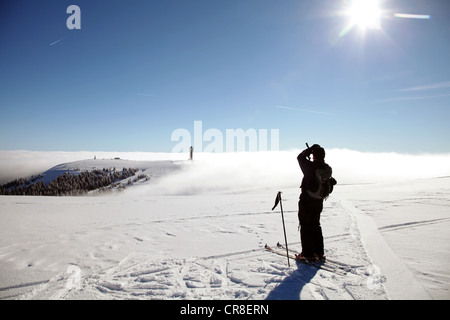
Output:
[{"xmin": 0, "ymin": 151, "xmax": 449, "ymax": 300}]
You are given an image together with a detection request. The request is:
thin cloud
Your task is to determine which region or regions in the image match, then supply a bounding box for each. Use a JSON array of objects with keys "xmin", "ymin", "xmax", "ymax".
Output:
[
  {"xmin": 373, "ymin": 81, "xmax": 450, "ymax": 104},
  {"xmin": 274, "ymin": 106, "xmax": 332, "ymax": 115},
  {"xmin": 49, "ymin": 38, "xmax": 64, "ymax": 46},
  {"xmin": 397, "ymin": 81, "xmax": 450, "ymax": 92},
  {"xmin": 372, "ymin": 93, "xmax": 450, "ymax": 104}
]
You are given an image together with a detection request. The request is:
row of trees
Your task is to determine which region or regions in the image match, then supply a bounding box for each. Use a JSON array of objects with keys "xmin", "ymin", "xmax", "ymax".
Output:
[{"xmin": 0, "ymin": 168, "xmax": 143, "ymax": 196}]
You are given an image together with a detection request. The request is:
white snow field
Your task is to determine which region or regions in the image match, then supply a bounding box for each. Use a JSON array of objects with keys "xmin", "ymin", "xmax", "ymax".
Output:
[{"xmin": 0, "ymin": 150, "xmax": 449, "ymax": 300}]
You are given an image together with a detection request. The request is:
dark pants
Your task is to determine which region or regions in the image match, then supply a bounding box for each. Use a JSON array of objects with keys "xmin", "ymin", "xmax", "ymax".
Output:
[{"xmin": 298, "ymin": 198, "xmax": 324, "ymax": 257}]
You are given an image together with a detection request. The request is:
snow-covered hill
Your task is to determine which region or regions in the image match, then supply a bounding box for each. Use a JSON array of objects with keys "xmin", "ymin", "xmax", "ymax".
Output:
[
  {"xmin": 39, "ymin": 158, "xmax": 184, "ymax": 187},
  {"xmin": 0, "ymin": 158, "xmax": 184, "ymax": 195},
  {"xmin": 0, "ymin": 151, "xmax": 449, "ymax": 301}
]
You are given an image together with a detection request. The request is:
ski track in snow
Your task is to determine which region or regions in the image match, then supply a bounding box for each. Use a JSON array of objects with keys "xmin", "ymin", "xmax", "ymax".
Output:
[
  {"xmin": 0, "ymin": 194, "xmax": 389, "ymax": 300},
  {"xmin": 1, "ymin": 158, "xmax": 448, "ymax": 300}
]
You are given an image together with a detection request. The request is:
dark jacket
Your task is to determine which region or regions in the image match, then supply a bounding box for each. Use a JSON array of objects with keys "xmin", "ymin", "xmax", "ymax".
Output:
[{"xmin": 297, "ymin": 148, "xmax": 329, "ymax": 200}]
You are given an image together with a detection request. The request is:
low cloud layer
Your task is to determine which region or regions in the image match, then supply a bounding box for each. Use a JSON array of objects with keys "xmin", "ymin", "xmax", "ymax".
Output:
[
  {"xmin": 1, "ymin": 150, "xmax": 450, "ymax": 195},
  {"xmin": 137, "ymin": 150, "xmax": 450, "ymax": 196}
]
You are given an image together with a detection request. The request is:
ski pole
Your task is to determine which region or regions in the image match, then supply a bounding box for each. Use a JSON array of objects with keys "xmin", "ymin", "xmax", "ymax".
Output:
[{"xmin": 272, "ymin": 191, "xmax": 290, "ymax": 267}]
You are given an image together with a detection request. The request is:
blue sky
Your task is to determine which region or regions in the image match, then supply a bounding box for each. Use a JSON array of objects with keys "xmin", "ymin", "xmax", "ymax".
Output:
[{"xmin": 1, "ymin": 0, "xmax": 449, "ymax": 153}]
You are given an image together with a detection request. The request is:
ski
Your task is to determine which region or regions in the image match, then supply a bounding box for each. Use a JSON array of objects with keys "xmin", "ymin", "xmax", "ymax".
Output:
[
  {"xmin": 275, "ymin": 242, "xmax": 360, "ymax": 272},
  {"xmin": 265, "ymin": 244, "xmax": 297, "ymax": 260},
  {"xmin": 265, "ymin": 244, "xmax": 346, "ymax": 275}
]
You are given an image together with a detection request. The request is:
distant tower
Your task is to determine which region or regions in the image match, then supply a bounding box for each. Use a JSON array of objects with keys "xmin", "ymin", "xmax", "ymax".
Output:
[{"xmin": 189, "ymin": 146, "xmax": 193, "ymax": 161}]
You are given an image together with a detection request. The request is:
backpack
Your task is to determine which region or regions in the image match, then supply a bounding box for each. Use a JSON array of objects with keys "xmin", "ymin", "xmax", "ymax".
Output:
[{"xmin": 307, "ymin": 165, "xmax": 337, "ymax": 200}]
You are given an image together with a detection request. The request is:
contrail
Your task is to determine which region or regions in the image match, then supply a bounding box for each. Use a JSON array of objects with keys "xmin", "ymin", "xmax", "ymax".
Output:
[
  {"xmin": 49, "ymin": 38, "xmax": 64, "ymax": 46},
  {"xmin": 394, "ymin": 13, "xmax": 431, "ymax": 19}
]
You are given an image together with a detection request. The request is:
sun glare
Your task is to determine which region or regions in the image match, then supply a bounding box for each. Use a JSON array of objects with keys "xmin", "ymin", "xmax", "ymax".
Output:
[{"xmin": 348, "ymin": 0, "xmax": 381, "ymax": 30}]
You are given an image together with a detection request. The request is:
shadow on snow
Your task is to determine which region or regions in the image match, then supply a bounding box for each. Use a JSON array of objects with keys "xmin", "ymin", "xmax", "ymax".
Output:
[{"xmin": 265, "ymin": 260, "xmax": 319, "ymax": 300}]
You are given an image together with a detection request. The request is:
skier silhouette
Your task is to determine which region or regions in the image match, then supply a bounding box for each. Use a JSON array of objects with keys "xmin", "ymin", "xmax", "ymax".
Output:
[{"xmin": 297, "ymin": 144, "xmax": 335, "ymax": 262}]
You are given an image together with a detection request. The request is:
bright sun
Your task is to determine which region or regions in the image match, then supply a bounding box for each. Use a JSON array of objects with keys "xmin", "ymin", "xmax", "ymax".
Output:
[{"xmin": 348, "ymin": 0, "xmax": 381, "ymax": 30}]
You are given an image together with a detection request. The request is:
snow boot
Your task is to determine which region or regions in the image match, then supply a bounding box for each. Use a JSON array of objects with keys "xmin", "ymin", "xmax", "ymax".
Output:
[{"xmin": 295, "ymin": 252, "xmax": 315, "ymax": 263}]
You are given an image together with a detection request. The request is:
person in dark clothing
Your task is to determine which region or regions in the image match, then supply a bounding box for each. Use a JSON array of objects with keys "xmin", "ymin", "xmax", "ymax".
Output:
[{"xmin": 297, "ymin": 144, "xmax": 331, "ymax": 262}]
